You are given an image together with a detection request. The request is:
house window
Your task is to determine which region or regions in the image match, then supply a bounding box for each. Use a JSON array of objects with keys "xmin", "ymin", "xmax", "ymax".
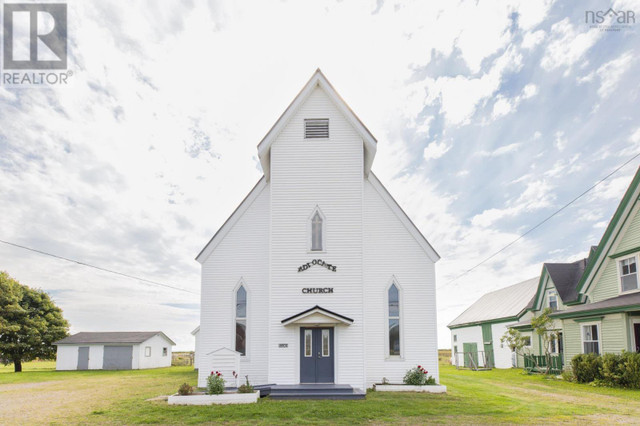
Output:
[
  {"xmin": 620, "ymin": 257, "xmax": 639, "ymax": 292},
  {"xmin": 311, "ymin": 212, "xmax": 323, "ymax": 251},
  {"xmin": 236, "ymin": 285, "xmax": 247, "ymax": 356},
  {"xmin": 548, "ymin": 291, "xmax": 558, "ymax": 311},
  {"xmin": 549, "ymin": 337, "xmax": 557, "ymax": 354},
  {"xmin": 388, "ymin": 284, "xmax": 400, "ymax": 356},
  {"xmin": 453, "ymin": 335, "xmax": 457, "ymax": 342},
  {"xmin": 162, "ymin": 347, "xmax": 168, "ymax": 357},
  {"xmin": 582, "ymin": 324, "xmax": 600, "ymax": 354},
  {"xmin": 454, "ymin": 345, "xmax": 458, "ymax": 354},
  {"xmin": 522, "ymin": 336, "xmax": 531, "ymax": 347},
  {"xmin": 145, "ymin": 346, "xmax": 151, "ymax": 357}
]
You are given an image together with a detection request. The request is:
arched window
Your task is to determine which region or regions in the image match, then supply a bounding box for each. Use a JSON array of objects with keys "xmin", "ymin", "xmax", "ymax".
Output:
[
  {"xmin": 311, "ymin": 211, "xmax": 323, "ymax": 251},
  {"xmin": 235, "ymin": 285, "xmax": 247, "ymax": 356},
  {"xmin": 388, "ymin": 284, "xmax": 400, "ymax": 356}
]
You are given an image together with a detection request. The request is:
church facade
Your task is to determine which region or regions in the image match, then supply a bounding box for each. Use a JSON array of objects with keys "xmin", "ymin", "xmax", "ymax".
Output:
[{"xmin": 195, "ymin": 70, "xmax": 440, "ymax": 391}]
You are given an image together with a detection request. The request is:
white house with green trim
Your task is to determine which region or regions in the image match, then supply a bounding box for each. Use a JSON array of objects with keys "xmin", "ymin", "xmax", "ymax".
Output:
[
  {"xmin": 448, "ymin": 278, "xmax": 538, "ymax": 369},
  {"xmin": 449, "ymin": 167, "xmax": 640, "ymax": 372}
]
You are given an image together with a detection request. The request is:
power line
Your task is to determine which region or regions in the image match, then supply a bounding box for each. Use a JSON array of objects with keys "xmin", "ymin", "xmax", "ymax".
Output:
[
  {"xmin": 443, "ymin": 151, "xmax": 640, "ymax": 287},
  {"xmin": 0, "ymin": 239, "xmax": 199, "ymax": 295}
]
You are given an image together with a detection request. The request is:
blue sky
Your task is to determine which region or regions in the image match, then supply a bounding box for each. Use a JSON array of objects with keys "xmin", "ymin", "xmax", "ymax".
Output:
[{"xmin": 0, "ymin": 0, "xmax": 639, "ymax": 349}]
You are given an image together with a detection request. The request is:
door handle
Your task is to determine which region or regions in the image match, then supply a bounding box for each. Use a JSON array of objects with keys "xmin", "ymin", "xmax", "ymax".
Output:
[{"xmin": 317, "ymin": 352, "xmax": 321, "ymax": 357}]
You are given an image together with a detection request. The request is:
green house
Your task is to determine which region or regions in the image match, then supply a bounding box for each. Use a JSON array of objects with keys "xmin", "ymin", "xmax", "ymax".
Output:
[{"xmin": 549, "ymin": 168, "xmax": 640, "ymax": 363}]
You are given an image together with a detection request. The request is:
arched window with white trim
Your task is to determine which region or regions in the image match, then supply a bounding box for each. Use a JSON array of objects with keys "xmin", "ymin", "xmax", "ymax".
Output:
[
  {"xmin": 309, "ymin": 207, "xmax": 325, "ymax": 252},
  {"xmin": 235, "ymin": 285, "xmax": 247, "ymax": 356},
  {"xmin": 388, "ymin": 283, "xmax": 400, "ymax": 356}
]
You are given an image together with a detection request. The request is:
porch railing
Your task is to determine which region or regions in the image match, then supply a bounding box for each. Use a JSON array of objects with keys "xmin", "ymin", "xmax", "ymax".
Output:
[{"xmin": 523, "ymin": 354, "xmax": 563, "ymax": 374}]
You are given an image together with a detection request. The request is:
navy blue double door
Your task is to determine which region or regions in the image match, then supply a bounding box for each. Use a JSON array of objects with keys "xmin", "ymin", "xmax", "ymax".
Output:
[{"xmin": 300, "ymin": 327, "xmax": 334, "ymax": 383}]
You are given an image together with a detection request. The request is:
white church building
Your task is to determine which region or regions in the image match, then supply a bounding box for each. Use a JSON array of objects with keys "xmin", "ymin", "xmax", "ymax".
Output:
[{"xmin": 195, "ymin": 70, "xmax": 440, "ymax": 392}]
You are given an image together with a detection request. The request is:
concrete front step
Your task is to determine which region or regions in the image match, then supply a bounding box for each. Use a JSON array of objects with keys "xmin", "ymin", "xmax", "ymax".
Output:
[
  {"xmin": 268, "ymin": 391, "xmax": 366, "ymax": 400},
  {"xmin": 258, "ymin": 384, "xmax": 366, "ymax": 400}
]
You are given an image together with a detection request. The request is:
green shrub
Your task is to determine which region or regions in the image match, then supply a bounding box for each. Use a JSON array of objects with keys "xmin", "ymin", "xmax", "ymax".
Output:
[
  {"xmin": 403, "ymin": 365, "xmax": 436, "ymax": 385},
  {"xmin": 571, "ymin": 353, "xmax": 602, "ymax": 383},
  {"xmin": 561, "ymin": 369, "xmax": 574, "ymax": 382},
  {"xmin": 238, "ymin": 375, "xmax": 254, "ymax": 393},
  {"xmin": 206, "ymin": 371, "xmax": 225, "ymax": 395},
  {"xmin": 621, "ymin": 351, "xmax": 640, "ymax": 389},
  {"xmin": 177, "ymin": 383, "xmax": 193, "ymax": 395},
  {"xmin": 602, "ymin": 353, "xmax": 624, "ymax": 387}
]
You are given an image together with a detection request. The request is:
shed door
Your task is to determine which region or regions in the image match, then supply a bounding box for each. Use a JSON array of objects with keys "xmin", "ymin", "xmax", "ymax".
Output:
[
  {"xmin": 102, "ymin": 346, "xmax": 133, "ymax": 370},
  {"xmin": 462, "ymin": 342, "xmax": 478, "ymax": 368},
  {"xmin": 77, "ymin": 346, "xmax": 89, "ymax": 370}
]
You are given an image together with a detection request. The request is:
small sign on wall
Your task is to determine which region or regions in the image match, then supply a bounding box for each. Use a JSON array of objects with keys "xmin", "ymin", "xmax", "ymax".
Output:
[{"xmin": 278, "ymin": 343, "xmax": 288, "ymax": 348}]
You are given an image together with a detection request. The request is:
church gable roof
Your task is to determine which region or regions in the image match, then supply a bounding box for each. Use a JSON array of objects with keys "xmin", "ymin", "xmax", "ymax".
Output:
[{"xmin": 257, "ymin": 69, "xmax": 377, "ymax": 180}]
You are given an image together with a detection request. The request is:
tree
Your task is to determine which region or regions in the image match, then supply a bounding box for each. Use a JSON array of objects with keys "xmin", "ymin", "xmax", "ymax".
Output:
[
  {"xmin": 501, "ymin": 308, "xmax": 558, "ymax": 375},
  {"xmin": 501, "ymin": 327, "xmax": 539, "ymax": 371},
  {"xmin": 0, "ymin": 271, "xmax": 69, "ymax": 372},
  {"xmin": 531, "ymin": 308, "xmax": 558, "ymax": 375}
]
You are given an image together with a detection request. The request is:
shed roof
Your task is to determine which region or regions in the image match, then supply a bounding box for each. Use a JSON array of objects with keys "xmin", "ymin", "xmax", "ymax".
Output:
[
  {"xmin": 448, "ymin": 277, "xmax": 539, "ymax": 328},
  {"xmin": 54, "ymin": 332, "xmax": 175, "ymax": 345}
]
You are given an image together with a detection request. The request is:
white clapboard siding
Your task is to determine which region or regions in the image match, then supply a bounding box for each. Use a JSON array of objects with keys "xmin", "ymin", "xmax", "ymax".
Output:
[
  {"xmin": 269, "ymin": 86, "xmax": 365, "ymax": 388},
  {"xmin": 198, "ymin": 185, "xmax": 270, "ymax": 388},
  {"xmin": 363, "ymin": 179, "xmax": 439, "ymax": 387}
]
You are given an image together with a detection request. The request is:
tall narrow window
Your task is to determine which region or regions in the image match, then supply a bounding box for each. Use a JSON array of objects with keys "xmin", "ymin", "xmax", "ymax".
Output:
[
  {"xmin": 388, "ymin": 284, "xmax": 400, "ymax": 356},
  {"xmin": 620, "ymin": 257, "xmax": 639, "ymax": 292},
  {"xmin": 236, "ymin": 286, "xmax": 247, "ymax": 356},
  {"xmin": 311, "ymin": 212, "xmax": 323, "ymax": 251},
  {"xmin": 548, "ymin": 291, "xmax": 558, "ymax": 311}
]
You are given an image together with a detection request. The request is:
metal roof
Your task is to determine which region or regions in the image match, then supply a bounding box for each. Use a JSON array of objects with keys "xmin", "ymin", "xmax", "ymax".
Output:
[
  {"xmin": 54, "ymin": 331, "xmax": 175, "ymax": 345},
  {"xmin": 448, "ymin": 277, "xmax": 539, "ymax": 328}
]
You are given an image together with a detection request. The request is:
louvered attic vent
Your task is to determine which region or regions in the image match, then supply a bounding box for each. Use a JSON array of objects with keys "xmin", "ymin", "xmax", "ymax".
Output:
[{"xmin": 304, "ymin": 119, "xmax": 329, "ymax": 139}]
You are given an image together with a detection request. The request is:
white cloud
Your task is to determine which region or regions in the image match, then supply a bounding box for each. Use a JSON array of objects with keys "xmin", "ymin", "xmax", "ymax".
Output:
[
  {"xmin": 554, "ymin": 131, "xmax": 567, "ymax": 151},
  {"xmin": 478, "ymin": 142, "xmax": 522, "ymax": 157},
  {"xmin": 425, "ymin": 47, "xmax": 523, "ymax": 125},
  {"xmin": 596, "ymin": 51, "xmax": 634, "ymax": 98},
  {"xmin": 424, "ymin": 140, "xmax": 452, "ymax": 161},
  {"xmin": 471, "ymin": 180, "xmax": 555, "ymax": 227},
  {"xmin": 522, "ymin": 30, "xmax": 546, "ymax": 49},
  {"xmin": 491, "ymin": 83, "xmax": 538, "ymax": 119},
  {"xmin": 541, "ymin": 18, "xmax": 602, "ymax": 71}
]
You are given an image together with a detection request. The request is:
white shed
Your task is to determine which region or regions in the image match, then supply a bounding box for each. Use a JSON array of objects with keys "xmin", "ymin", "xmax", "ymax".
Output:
[{"xmin": 54, "ymin": 332, "xmax": 175, "ymax": 370}]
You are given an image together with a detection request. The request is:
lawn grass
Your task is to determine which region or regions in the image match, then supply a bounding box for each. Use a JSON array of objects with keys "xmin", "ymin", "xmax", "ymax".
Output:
[{"xmin": 2, "ymin": 361, "xmax": 640, "ymax": 424}]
